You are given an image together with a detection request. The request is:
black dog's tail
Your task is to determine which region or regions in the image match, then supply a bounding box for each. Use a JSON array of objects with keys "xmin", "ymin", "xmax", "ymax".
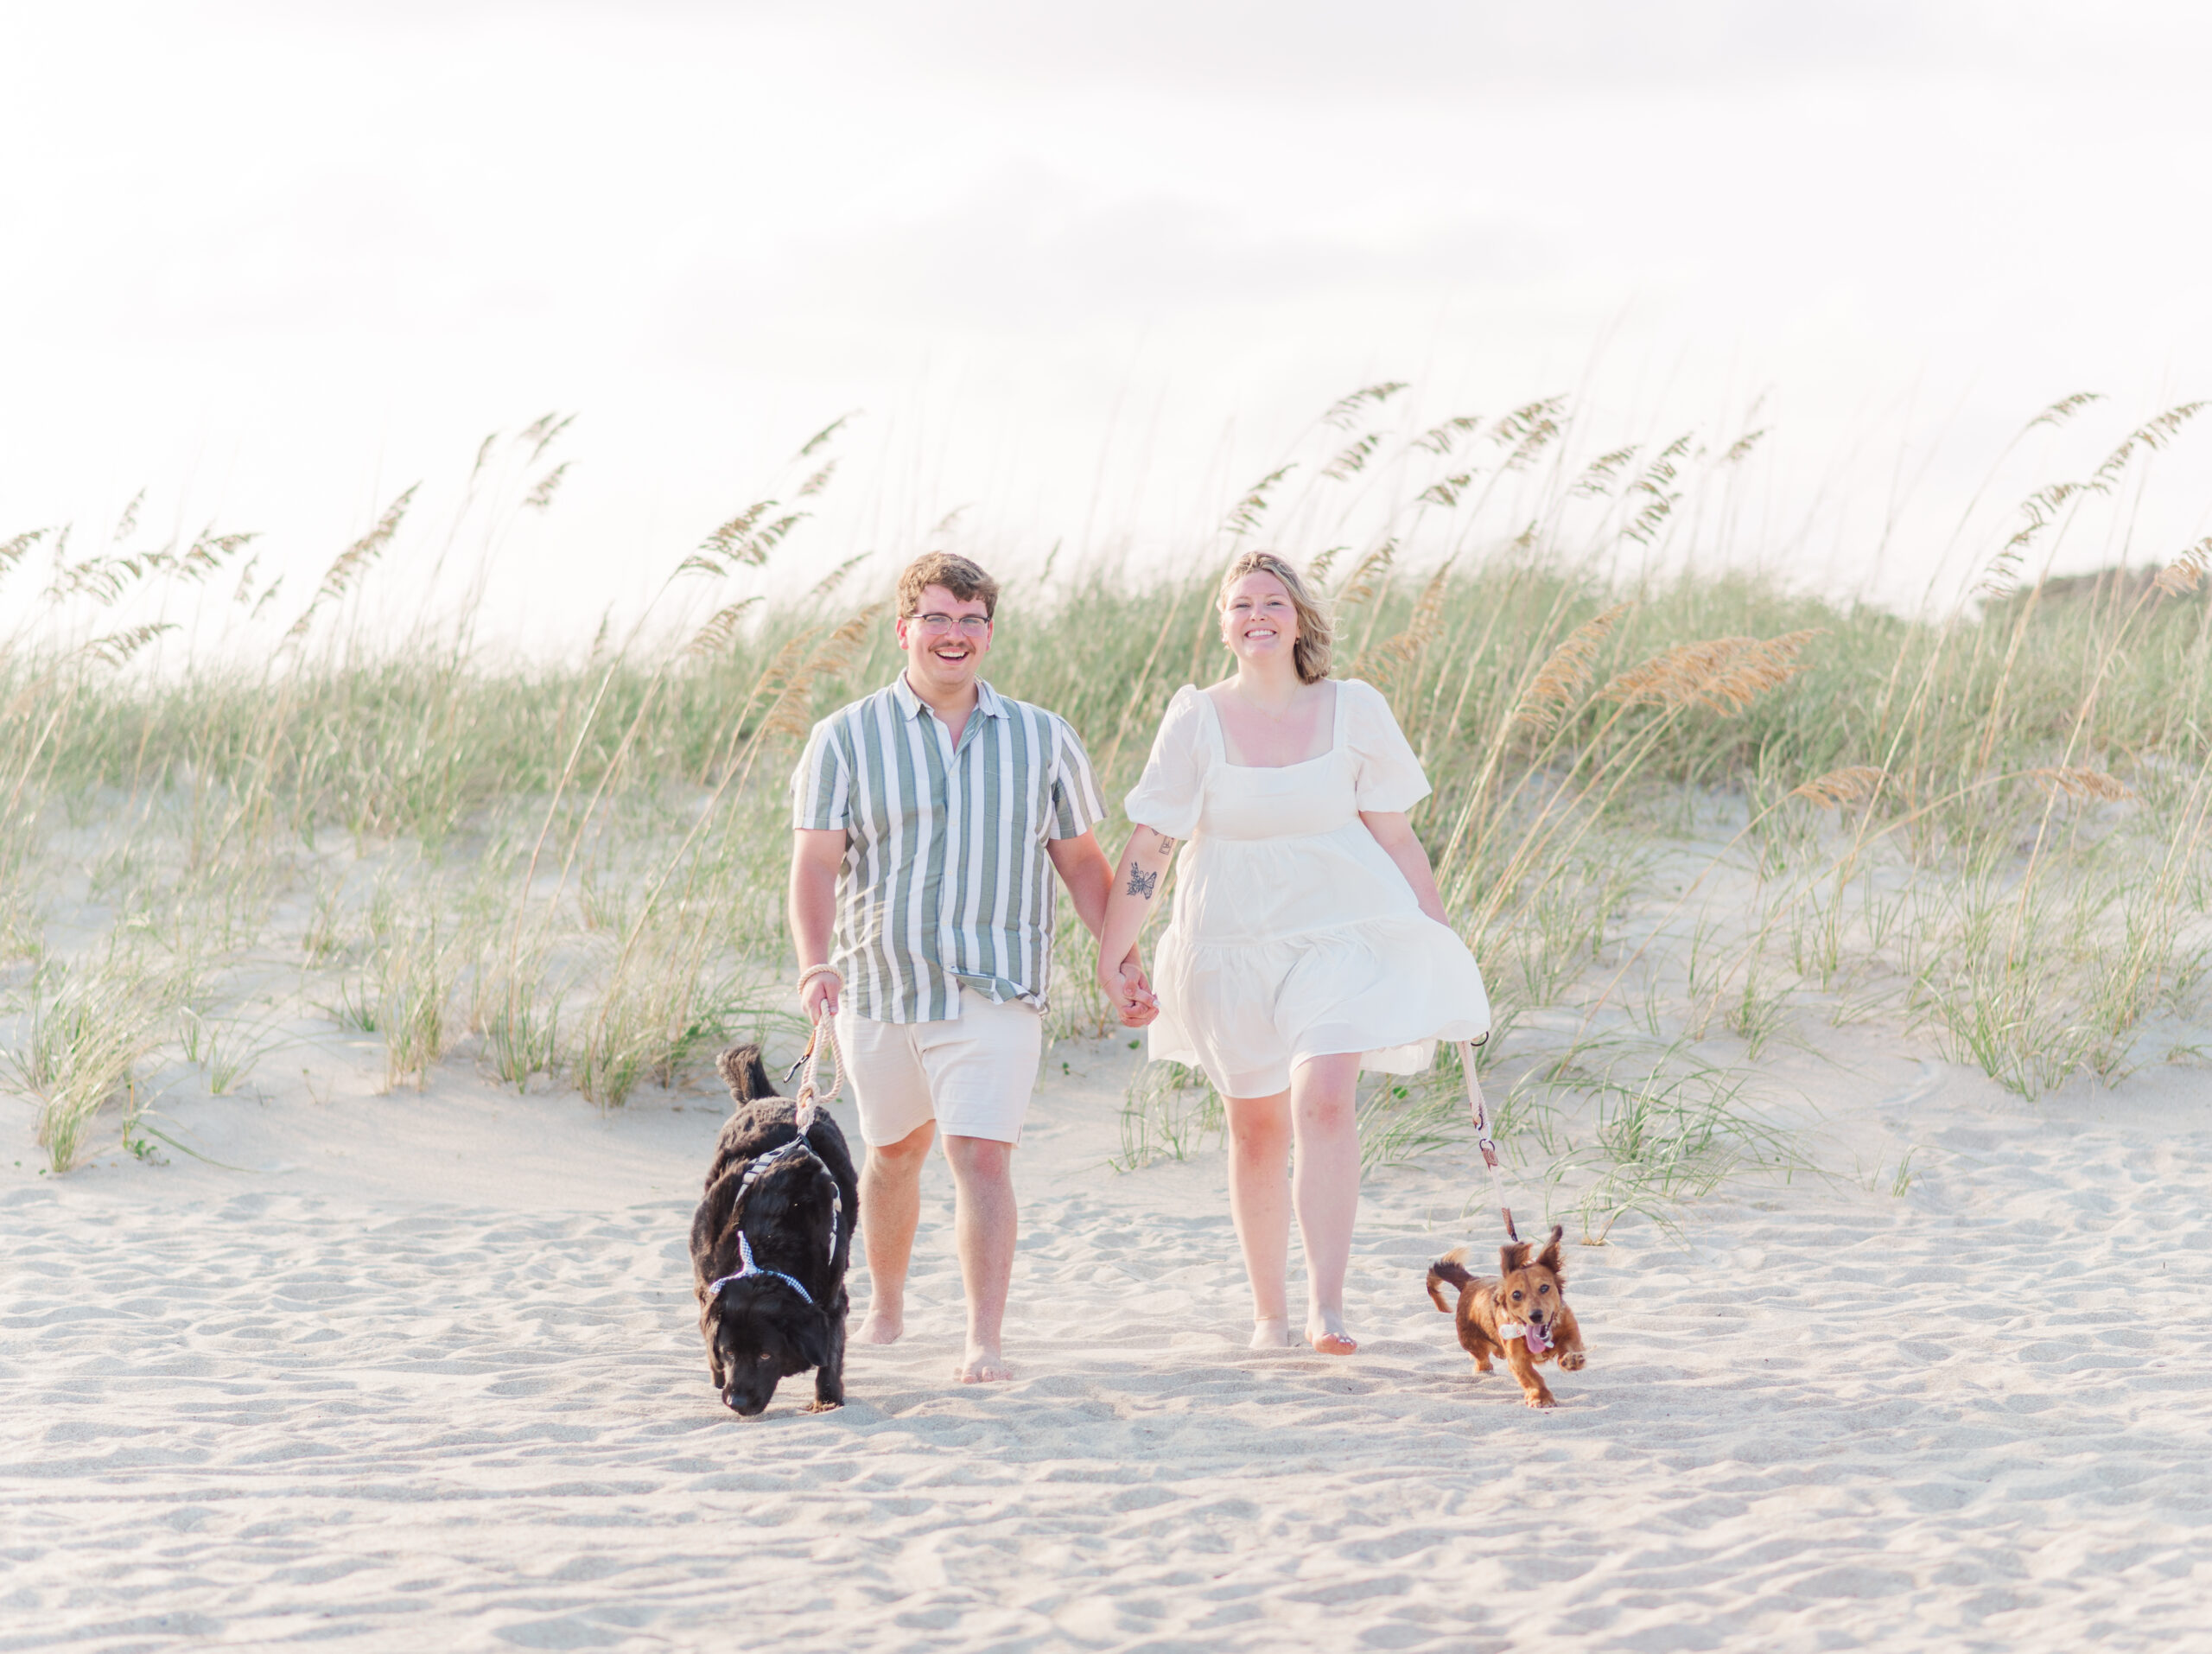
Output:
[
  {"xmin": 716, "ymin": 1044, "xmax": 776, "ymax": 1105},
  {"xmin": 1427, "ymin": 1246, "xmax": 1478, "ymax": 1313}
]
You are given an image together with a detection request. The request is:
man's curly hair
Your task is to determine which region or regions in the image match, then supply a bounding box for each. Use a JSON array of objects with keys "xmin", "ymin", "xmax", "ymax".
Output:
[{"xmin": 897, "ymin": 552, "xmax": 999, "ymax": 620}]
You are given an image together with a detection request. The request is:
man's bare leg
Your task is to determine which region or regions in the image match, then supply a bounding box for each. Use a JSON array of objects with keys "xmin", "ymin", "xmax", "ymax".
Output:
[
  {"xmin": 858, "ymin": 1121, "xmax": 934, "ymax": 1344},
  {"xmin": 941, "ymin": 1133, "xmax": 1017, "ymax": 1382},
  {"xmin": 1224, "ymin": 1090, "xmax": 1295, "ymax": 1349}
]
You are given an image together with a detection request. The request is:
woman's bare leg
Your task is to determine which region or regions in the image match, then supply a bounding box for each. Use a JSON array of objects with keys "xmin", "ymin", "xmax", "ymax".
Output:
[
  {"xmin": 1289, "ymin": 1053, "xmax": 1363, "ymax": 1353},
  {"xmin": 1222, "ymin": 1090, "xmax": 1294, "ymax": 1347}
]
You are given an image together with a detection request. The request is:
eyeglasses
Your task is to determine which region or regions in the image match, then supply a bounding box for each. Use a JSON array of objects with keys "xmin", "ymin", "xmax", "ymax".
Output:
[{"xmin": 911, "ymin": 613, "xmax": 991, "ymax": 636}]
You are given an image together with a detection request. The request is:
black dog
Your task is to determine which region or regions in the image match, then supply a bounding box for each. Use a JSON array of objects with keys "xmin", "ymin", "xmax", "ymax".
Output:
[{"xmin": 690, "ymin": 1044, "xmax": 859, "ymax": 1415}]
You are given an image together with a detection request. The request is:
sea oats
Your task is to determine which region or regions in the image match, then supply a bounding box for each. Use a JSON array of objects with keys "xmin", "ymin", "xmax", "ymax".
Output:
[
  {"xmin": 1621, "ymin": 435, "xmax": 1696, "ymax": 545},
  {"xmin": 2153, "ymin": 537, "xmax": 2212, "ymax": 596},
  {"xmin": 1336, "ymin": 541, "xmax": 1396, "ymax": 608},
  {"xmin": 1322, "ymin": 433, "xmax": 1385, "ymax": 481},
  {"xmin": 81, "ymin": 622, "xmax": 177, "ymax": 668},
  {"xmin": 1418, "ymin": 471, "xmax": 1476, "ymax": 508},
  {"xmin": 1789, "ymin": 765, "xmax": 1887, "ymax": 808},
  {"xmin": 2029, "ymin": 767, "xmax": 2131, "ymax": 802},
  {"xmin": 523, "ymin": 461, "xmax": 573, "ymax": 512},
  {"xmin": 810, "ymin": 553, "xmax": 868, "ymax": 600},
  {"xmin": 684, "ymin": 500, "xmax": 804, "ymax": 576},
  {"xmin": 1410, "ymin": 414, "xmax": 1482, "ymax": 456},
  {"xmin": 1720, "ymin": 429, "xmax": 1767, "ymax": 466},
  {"xmin": 111, "ymin": 487, "xmax": 145, "ymax": 543},
  {"xmin": 1513, "ymin": 603, "xmax": 1632, "ymax": 731},
  {"xmin": 286, "ymin": 484, "xmax": 418, "ymax": 638},
  {"xmin": 1570, "ymin": 447, "xmax": 1639, "ymax": 499},
  {"xmin": 683, "ymin": 598, "xmax": 764, "ymax": 659},
  {"xmin": 0, "ymin": 525, "xmax": 54, "ymax": 580},
  {"xmin": 1695, "ymin": 628, "xmax": 1822, "ymax": 713},
  {"xmin": 2088, "ymin": 402, "xmax": 2208, "ymax": 493},
  {"xmin": 762, "ymin": 605, "xmax": 882, "ymax": 739},
  {"xmin": 520, "ymin": 411, "xmax": 576, "ymax": 464},
  {"xmin": 1596, "ymin": 628, "xmax": 1816, "ymax": 715},
  {"xmin": 797, "ymin": 410, "xmax": 857, "ymax": 458},
  {"xmin": 2028, "ymin": 391, "xmax": 2103, "ymax": 429},
  {"xmin": 1375, "ymin": 564, "xmax": 1456, "ymax": 666},
  {"xmin": 1223, "ymin": 464, "xmax": 1297, "ymax": 538},
  {"xmin": 1490, "ymin": 397, "xmax": 1567, "ymax": 449},
  {"xmin": 1322, "ymin": 381, "xmax": 1409, "ymax": 430},
  {"xmin": 1599, "ymin": 637, "xmax": 1751, "ymax": 709}
]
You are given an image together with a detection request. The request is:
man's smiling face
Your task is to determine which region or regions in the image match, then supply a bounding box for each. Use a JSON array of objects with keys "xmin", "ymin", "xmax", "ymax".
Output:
[{"xmin": 896, "ymin": 582, "xmax": 993, "ymax": 699}]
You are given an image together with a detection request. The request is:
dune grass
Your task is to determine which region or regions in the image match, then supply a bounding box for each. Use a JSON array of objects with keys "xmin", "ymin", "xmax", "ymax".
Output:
[{"xmin": 3, "ymin": 389, "xmax": 2210, "ymax": 1220}]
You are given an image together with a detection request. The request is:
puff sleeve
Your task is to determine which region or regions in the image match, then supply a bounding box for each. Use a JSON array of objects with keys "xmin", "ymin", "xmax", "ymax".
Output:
[
  {"xmin": 1122, "ymin": 684, "xmax": 1211, "ymax": 838},
  {"xmin": 1344, "ymin": 679, "xmax": 1431, "ymax": 812}
]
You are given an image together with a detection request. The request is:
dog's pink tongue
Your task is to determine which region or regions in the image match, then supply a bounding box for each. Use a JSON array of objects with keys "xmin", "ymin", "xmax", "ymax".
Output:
[{"xmin": 1525, "ymin": 1322, "xmax": 1552, "ymax": 1354}]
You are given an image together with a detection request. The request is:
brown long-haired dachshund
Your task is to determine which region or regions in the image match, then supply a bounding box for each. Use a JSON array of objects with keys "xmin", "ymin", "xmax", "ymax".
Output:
[{"xmin": 1426, "ymin": 1225, "xmax": 1587, "ymax": 1408}]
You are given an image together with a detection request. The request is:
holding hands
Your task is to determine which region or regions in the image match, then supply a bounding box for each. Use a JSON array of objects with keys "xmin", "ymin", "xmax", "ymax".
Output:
[
  {"xmin": 1097, "ymin": 825, "xmax": 1177, "ymax": 1034},
  {"xmin": 1104, "ymin": 952, "xmax": 1160, "ymax": 1028},
  {"xmin": 798, "ymin": 951, "xmax": 1152, "ymax": 1030}
]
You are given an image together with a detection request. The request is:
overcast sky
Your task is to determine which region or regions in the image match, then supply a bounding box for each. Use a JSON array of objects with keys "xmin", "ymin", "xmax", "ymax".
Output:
[{"xmin": 5, "ymin": 0, "xmax": 2212, "ymax": 655}]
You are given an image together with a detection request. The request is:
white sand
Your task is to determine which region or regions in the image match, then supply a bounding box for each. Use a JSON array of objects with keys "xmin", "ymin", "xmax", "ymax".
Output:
[{"xmin": 4, "ymin": 1031, "xmax": 2210, "ymax": 1652}]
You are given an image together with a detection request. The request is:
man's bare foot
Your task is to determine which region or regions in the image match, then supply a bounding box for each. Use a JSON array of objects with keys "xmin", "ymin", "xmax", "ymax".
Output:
[
  {"xmin": 957, "ymin": 1344, "xmax": 1012, "ymax": 1383},
  {"xmin": 1308, "ymin": 1310, "xmax": 1357, "ymax": 1356},
  {"xmin": 858, "ymin": 1310, "xmax": 903, "ymax": 1345},
  {"xmin": 1249, "ymin": 1316, "xmax": 1294, "ymax": 1350}
]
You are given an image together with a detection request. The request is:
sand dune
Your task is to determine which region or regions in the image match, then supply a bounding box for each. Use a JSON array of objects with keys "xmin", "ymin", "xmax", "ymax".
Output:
[{"xmin": 3, "ymin": 1039, "xmax": 2209, "ymax": 1651}]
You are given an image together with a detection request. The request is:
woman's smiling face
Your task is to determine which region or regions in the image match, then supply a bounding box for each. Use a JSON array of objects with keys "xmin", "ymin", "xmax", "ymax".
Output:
[{"xmin": 1221, "ymin": 571, "xmax": 1299, "ymax": 665}]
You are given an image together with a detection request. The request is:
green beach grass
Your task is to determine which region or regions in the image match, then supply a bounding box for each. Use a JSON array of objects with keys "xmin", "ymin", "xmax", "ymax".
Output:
[{"xmin": 5, "ymin": 388, "xmax": 2209, "ymax": 1241}]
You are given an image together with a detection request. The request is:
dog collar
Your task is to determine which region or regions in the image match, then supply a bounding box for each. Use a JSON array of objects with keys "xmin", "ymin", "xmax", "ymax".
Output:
[{"xmin": 706, "ymin": 1232, "xmax": 815, "ymax": 1307}]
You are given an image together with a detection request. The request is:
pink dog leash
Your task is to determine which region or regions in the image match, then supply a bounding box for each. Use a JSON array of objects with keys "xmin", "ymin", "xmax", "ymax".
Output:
[
  {"xmin": 1459, "ymin": 1039, "xmax": 1519, "ymax": 1247},
  {"xmin": 1458, "ymin": 1040, "xmax": 1551, "ymax": 1356}
]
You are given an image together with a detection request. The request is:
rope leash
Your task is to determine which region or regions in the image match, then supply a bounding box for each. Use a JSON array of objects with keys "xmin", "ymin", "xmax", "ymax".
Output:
[
  {"xmin": 706, "ymin": 983, "xmax": 849, "ymax": 1308},
  {"xmin": 1456, "ymin": 1038, "xmax": 1552, "ymax": 1352},
  {"xmin": 1457, "ymin": 1038, "xmax": 1519, "ymax": 1247},
  {"xmin": 785, "ymin": 964, "xmax": 847, "ymax": 1132},
  {"xmin": 788, "ymin": 1007, "xmax": 844, "ymax": 1136}
]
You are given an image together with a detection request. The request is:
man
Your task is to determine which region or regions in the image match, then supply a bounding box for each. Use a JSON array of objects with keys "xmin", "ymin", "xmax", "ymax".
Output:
[{"xmin": 788, "ymin": 551, "xmax": 1151, "ymax": 1384}]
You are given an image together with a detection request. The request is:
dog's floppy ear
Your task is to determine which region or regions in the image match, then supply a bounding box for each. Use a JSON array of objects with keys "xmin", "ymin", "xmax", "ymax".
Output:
[
  {"xmin": 716, "ymin": 1044, "xmax": 776, "ymax": 1104},
  {"xmin": 791, "ymin": 1307, "xmax": 832, "ymax": 1371},
  {"xmin": 1536, "ymin": 1223, "xmax": 1565, "ymax": 1278},
  {"xmin": 1498, "ymin": 1241, "xmax": 1529, "ymax": 1277}
]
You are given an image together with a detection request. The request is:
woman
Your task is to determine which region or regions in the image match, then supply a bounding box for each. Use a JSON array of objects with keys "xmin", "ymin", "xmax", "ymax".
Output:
[{"xmin": 1096, "ymin": 550, "xmax": 1490, "ymax": 1356}]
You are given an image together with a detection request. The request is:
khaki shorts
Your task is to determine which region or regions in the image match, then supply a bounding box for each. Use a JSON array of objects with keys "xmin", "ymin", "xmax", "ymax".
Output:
[{"xmin": 835, "ymin": 991, "xmax": 1044, "ymax": 1148}]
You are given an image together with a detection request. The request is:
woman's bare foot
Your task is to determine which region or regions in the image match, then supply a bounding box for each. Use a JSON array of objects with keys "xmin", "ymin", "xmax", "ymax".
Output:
[
  {"xmin": 858, "ymin": 1308, "xmax": 903, "ymax": 1345},
  {"xmin": 1249, "ymin": 1316, "xmax": 1294, "ymax": 1350},
  {"xmin": 1307, "ymin": 1309, "xmax": 1357, "ymax": 1356},
  {"xmin": 957, "ymin": 1342, "xmax": 1012, "ymax": 1383}
]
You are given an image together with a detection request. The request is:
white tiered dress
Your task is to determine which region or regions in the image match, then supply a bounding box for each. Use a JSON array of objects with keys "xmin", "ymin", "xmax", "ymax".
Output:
[{"xmin": 1125, "ymin": 678, "xmax": 1491, "ymax": 1098}]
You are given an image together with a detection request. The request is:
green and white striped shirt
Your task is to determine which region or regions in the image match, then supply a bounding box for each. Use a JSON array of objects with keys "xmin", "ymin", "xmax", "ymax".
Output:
[{"xmin": 791, "ymin": 674, "xmax": 1106, "ymax": 1023}]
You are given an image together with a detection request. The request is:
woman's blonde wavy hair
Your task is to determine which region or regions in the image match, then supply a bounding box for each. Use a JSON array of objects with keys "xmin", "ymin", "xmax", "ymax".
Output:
[{"xmin": 1217, "ymin": 550, "xmax": 1332, "ymax": 684}]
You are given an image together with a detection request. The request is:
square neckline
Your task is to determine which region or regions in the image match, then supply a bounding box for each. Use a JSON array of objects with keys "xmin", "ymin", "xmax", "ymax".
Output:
[{"xmin": 1198, "ymin": 680, "xmax": 1343, "ymax": 770}]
